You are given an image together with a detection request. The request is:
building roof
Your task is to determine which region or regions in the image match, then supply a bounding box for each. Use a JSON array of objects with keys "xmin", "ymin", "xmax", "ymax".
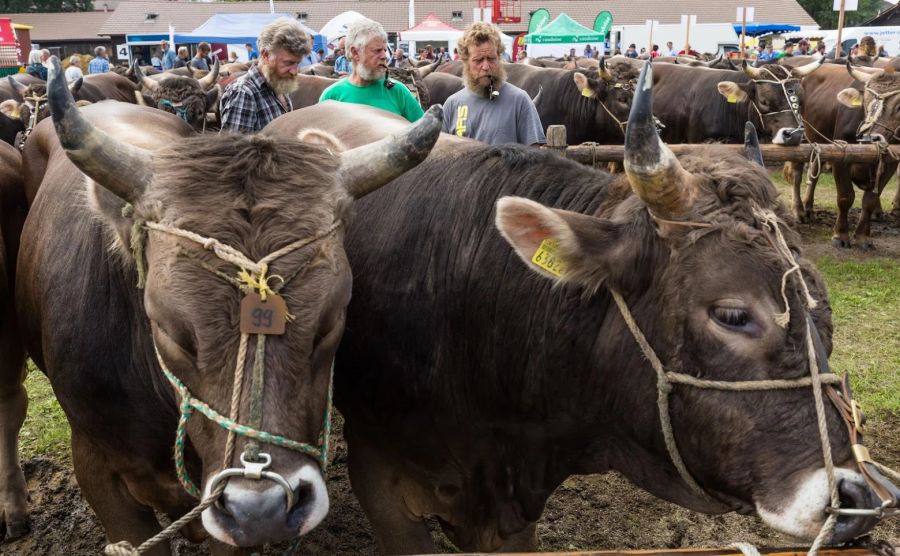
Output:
[
  {"xmin": 4, "ymin": 11, "xmax": 113, "ymax": 41},
  {"xmin": 98, "ymin": 0, "xmax": 818, "ymax": 37},
  {"xmin": 863, "ymin": 2, "xmax": 900, "ymax": 25}
]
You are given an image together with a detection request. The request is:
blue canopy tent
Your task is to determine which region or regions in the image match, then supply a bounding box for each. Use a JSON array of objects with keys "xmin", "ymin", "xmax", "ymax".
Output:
[
  {"xmin": 732, "ymin": 23, "xmax": 801, "ymax": 37},
  {"xmin": 174, "ymin": 13, "xmax": 326, "ymax": 59}
]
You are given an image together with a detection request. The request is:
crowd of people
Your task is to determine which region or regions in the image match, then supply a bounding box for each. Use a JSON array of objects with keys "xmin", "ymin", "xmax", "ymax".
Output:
[{"xmin": 27, "ymin": 16, "xmax": 889, "ymax": 150}]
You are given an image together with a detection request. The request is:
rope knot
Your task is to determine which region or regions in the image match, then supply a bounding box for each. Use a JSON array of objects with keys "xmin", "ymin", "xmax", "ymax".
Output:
[{"xmin": 238, "ymin": 263, "xmax": 275, "ymax": 301}]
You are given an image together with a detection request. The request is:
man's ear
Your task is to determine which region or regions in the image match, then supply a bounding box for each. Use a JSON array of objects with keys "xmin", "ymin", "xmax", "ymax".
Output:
[{"xmin": 495, "ymin": 196, "xmax": 650, "ymax": 291}]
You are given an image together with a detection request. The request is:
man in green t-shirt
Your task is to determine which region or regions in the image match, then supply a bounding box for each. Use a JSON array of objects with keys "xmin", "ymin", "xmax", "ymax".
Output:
[{"xmin": 318, "ymin": 18, "xmax": 424, "ymax": 122}]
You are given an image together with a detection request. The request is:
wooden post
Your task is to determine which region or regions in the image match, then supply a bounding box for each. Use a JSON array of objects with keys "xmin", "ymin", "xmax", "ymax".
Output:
[
  {"xmin": 835, "ymin": 0, "xmax": 846, "ymax": 58},
  {"xmin": 546, "ymin": 125, "xmax": 567, "ymax": 155},
  {"xmin": 683, "ymin": 18, "xmax": 691, "ymax": 56},
  {"xmin": 740, "ymin": 8, "xmax": 747, "ymax": 60},
  {"xmin": 647, "ymin": 20, "xmax": 654, "ymax": 57}
]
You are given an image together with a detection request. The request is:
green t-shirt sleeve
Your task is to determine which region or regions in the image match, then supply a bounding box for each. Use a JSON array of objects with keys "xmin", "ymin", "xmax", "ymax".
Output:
[
  {"xmin": 397, "ymin": 85, "xmax": 425, "ymax": 122},
  {"xmin": 319, "ymin": 82, "xmax": 339, "ymax": 103}
]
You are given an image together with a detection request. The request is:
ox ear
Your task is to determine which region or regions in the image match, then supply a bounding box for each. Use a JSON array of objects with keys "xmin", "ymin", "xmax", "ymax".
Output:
[
  {"xmin": 717, "ymin": 81, "xmax": 749, "ymax": 103},
  {"xmin": 0, "ymin": 99, "xmax": 19, "ymax": 119},
  {"xmin": 573, "ymin": 72, "xmax": 602, "ymax": 99},
  {"xmin": 837, "ymin": 87, "xmax": 863, "ymax": 108},
  {"xmin": 496, "ymin": 197, "xmax": 640, "ymax": 287}
]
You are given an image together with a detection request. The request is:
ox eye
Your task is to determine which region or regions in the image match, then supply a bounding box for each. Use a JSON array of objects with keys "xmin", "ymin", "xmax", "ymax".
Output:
[{"xmin": 711, "ymin": 306, "xmax": 751, "ymax": 329}]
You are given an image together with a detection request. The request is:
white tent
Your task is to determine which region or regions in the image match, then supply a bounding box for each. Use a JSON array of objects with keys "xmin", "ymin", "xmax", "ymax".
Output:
[
  {"xmin": 400, "ymin": 13, "xmax": 462, "ymax": 56},
  {"xmin": 319, "ymin": 11, "xmax": 367, "ymax": 43}
]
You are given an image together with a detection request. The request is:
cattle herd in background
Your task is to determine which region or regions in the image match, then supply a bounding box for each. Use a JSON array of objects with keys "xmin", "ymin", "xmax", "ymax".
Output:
[
  {"xmin": 1, "ymin": 51, "xmax": 898, "ymax": 249},
  {"xmin": 0, "ymin": 49, "xmax": 897, "ymax": 553}
]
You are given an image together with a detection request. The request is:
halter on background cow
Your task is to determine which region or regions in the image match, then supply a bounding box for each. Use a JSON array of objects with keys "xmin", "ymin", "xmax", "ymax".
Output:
[
  {"xmin": 133, "ymin": 59, "xmax": 220, "ymax": 130},
  {"xmin": 650, "ymin": 58, "xmax": 822, "ymax": 145},
  {"xmin": 13, "ymin": 57, "xmax": 440, "ymax": 552},
  {"xmin": 287, "ymin": 64, "xmax": 896, "ymax": 554}
]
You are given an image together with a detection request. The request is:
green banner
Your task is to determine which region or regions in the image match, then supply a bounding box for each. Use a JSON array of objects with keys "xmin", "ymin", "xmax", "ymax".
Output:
[
  {"xmin": 593, "ymin": 11, "xmax": 613, "ymax": 36},
  {"xmin": 528, "ymin": 8, "xmax": 551, "ymax": 34}
]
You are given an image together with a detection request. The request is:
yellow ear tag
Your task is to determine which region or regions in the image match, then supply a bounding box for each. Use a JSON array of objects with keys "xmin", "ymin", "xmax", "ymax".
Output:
[
  {"xmin": 726, "ymin": 93, "xmax": 739, "ymax": 103},
  {"xmin": 851, "ymin": 97, "xmax": 862, "ymax": 107},
  {"xmin": 581, "ymin": 88, "xmax": 595, "ymax": 98},
  {"xmin": 531, "ymin": 239, "xmax": 565, "ymax": 277}
]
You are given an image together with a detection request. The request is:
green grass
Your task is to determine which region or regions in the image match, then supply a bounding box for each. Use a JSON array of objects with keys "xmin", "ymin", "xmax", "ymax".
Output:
[
  {"xmin": 20, "ymin": 360, "xmax": 70, "ymax": 461},
  {"xmin": 816, "ymin": 257, "xmax": 900, "ymax": 416},
  {"xmin": 769, "ymin": 168, "xmax": 839, "ymax": 212}
]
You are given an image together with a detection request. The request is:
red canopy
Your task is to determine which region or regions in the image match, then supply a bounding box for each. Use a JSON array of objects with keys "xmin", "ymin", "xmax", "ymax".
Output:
[{"xmin": 403, "ymin": 13, "xmax": 459, "ymax": 34}]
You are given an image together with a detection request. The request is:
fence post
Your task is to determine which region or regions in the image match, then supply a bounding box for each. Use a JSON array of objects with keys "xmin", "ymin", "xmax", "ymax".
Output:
[{"xmin": 546, "ymin": 125, "xmax": 567, "ymax": 155}]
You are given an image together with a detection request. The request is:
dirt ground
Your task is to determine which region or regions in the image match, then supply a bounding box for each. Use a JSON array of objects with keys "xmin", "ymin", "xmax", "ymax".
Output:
[{"xmin": 4, "ymin": 206, "xmax": 900, "ymax": 556}]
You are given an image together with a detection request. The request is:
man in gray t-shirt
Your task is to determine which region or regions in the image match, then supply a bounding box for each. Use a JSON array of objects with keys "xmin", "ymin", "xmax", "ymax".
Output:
[{"xmin": 441, "ymin": 22, "xmax": 546, "ymax": 146}]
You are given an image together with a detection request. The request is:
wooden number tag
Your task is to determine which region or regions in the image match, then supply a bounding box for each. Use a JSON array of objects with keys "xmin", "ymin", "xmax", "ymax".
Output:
[{"xmin": 240, "ymin": 293, "xmax": 287, "ymax": 335}]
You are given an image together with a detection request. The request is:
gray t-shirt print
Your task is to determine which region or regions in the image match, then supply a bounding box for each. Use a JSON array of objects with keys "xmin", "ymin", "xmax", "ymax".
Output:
[{"xmin": 441, "ymin": 83, "xmax": 546, "ymax": 146}]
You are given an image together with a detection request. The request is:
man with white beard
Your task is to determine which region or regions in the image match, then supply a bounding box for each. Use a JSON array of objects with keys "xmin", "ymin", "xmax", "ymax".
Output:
[
  {"xmin": 319, "ymin": 18, "xmax": 424, "ymax": 122},
  {"xmin": 220, "ymin": 18, "xmax": 310, "ymax": 133},
  {"xmin": 442, "ymin": 22, "xmax": 545, "ymax": 145}
]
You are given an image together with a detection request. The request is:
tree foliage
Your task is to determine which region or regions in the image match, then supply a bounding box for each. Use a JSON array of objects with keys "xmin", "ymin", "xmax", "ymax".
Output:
[
  {"xmin": 0, "ymin": 0, "xmax": 93, "ymax": 13},
  {"xmin": 797, "ymin": 0, "xmax": 887, "ymax": 29}
]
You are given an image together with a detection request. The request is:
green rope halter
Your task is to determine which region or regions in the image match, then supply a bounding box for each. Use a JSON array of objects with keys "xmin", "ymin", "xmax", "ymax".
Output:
[{"xmin": 156, "ymin": 348, "xmax": 333, "ymax": 498}]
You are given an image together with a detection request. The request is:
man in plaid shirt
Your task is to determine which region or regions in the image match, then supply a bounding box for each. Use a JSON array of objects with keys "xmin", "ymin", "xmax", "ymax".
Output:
[
  {"xmin": 88, "ymin": 46, "xmax": 110, "ymax": 74},
  {"xmin": 220, "ymin": 18, "xmax": 311, "ymax": 133}
]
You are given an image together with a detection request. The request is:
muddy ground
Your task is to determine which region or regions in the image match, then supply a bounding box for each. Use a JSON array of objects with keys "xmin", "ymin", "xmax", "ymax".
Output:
[{"xmin": 5, "ymin": 206, "xmax": 900, "ymax": 556}]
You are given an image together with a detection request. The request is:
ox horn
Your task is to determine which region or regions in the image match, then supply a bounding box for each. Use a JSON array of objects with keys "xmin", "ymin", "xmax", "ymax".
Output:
[
  {"xmin": 598, "ymin": 57, "xmax": 614, "ymax": 82},
  {"xmin": 7, "ymin": 76, "xmax": 28, "ymax": 100},
  {"xmin": 624, "ymin": 61, "xmax": 697, "ymax": 219},
  {"xmin": 846, "ymin": 60, "xmax": 883, "ymax": 83},
  {"xmin": 790, "ymin": 56, "xmax": 825, "ymax": 78},
  {"xmin": 338, "ymin": 104, "xmax": 442, "ymax": 198},
  {"xmin": 743, "ymin": 122, "xmax": 765, "ymax": 167},
  {"xmin": 742, "ymin": 59, "xmax": 763, "ymax": 79},
  {"xmin": 133, "ymin": 61, "xmax": 160, "ymax": 94},
  {"xmin": 198, "ymin": 58, "xmax": 220, "ymax": 91},
  {"xmin": 531, "ymin": 84, "xmax": 543, "ymax": 106},
  {"xmin": 47, "ymin": 56, "xmax": 153, "ymax": 203}
]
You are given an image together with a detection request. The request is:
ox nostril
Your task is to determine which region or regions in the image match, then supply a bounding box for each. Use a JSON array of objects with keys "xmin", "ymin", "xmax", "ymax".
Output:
[
  {"xmin": 289, "ymin": 481, "xmax": 314, "ymax": 515},
  {"xmin": 831, "ymin": 477, "xmax": 880, "ymax": 543}
]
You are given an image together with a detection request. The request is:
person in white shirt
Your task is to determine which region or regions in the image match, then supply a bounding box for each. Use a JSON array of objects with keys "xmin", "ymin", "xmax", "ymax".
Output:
[
  {"xmin": 665, "ymin": 41, "xmax": 678, "ymax": 56},
  {"xmin": 65, "ymin": 55, "xmax": 83, "ymax": 83}
]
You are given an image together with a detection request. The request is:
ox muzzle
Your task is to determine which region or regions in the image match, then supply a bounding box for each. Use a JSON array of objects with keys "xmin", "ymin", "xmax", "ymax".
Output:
[{"xmin": 773, "ymin": 126, "xmax": 805, "ymax": 146}]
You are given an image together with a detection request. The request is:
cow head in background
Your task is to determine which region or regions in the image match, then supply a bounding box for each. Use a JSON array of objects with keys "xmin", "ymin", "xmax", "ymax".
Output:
[
  {"xmin": 839, "ymin": 63, "xmax": 900, "ymax": 143},
  {"xmin": 46, "ymin": 56, "xmax": 442, "ymax": 547},
  {"xmin": 134, "ymin": 59, "xmax": 220, "ymax": 130},
  {"xmin": 568, "ymin": 57, "xmax": 636, "ymax": 138},
  {"xmin": 715, "ymin": 59, "xmax": 823, "ymax": 145},
  {"xmin": 496, "ymin": 62, "xmax": 897, "ymax": 544}
]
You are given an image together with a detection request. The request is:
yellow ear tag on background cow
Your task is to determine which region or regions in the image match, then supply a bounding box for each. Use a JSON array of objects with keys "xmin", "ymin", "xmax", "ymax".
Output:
[
  {"xmin": 531, "ymin": 239, "xmax": 565, "ymax": 277},
  {"xmin": 852, "ymin": 97, "xmax": 863, "ymax": 107},
  {"xmin": 581, "ymin": 88, "xmax": 595, "ymax": 98},
  {"xmin": 726, "ymin": 93, "xmax": 739, "ymax": 103}
]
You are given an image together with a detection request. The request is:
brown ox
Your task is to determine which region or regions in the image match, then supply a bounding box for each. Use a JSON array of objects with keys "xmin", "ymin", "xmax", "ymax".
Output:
[
  {"xmin": 837, "ymin": 63, "xmax": 900, "ymax": 217},
  {"xmin": 784, "ymin": 63, "xmax": 898, "ymax": 248},
  {"xmin": 133, "ymin": 60, "xmax": 221, "ymax": 131},
  {"xmin": 0, "ymin": 140, "xmax": 27, "ymax": 542},
  {"xmin": 267, "ymin": 64, "xmax": 899, "ymax": 554},
  {"xmin": 12, "ymin": 57, "xmax": 440, "ymax": 552}
]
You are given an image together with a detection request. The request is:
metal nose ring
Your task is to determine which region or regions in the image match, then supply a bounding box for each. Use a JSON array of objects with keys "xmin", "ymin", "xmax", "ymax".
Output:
[{"xmin": 206, "ymin": 452, "xmax": 296, "ymax": 512}]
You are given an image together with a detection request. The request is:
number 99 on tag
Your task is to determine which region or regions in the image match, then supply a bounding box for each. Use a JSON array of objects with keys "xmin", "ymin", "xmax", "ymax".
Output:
[{"xmin": 240, "ymin": 292, "xmax": 287, "ymax": 335}]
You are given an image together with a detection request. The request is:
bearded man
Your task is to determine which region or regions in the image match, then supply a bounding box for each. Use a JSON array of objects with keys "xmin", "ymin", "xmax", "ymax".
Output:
[
  {"xmin": 220, "ymin": 18, "xmax": 310, "ymax": 133},
  {"xmin": 318, "ymin": 17, "xmax": 423, "ymax": 122},
  {"xmin": 441, "ymin": 22, "xmax": 545, "ymax": 145}
]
